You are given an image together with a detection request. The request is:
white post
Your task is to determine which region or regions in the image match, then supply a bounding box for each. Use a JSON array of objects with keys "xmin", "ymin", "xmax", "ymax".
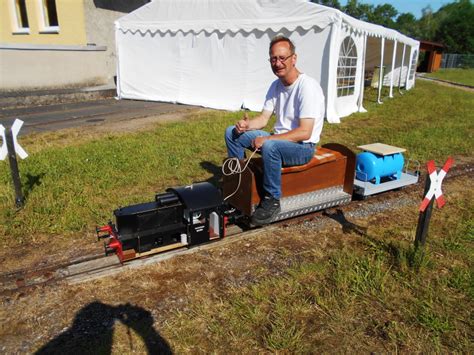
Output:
[
  {"xmin": 358, "ymin": 34, "xmax": 367, "ymax": 113},
  {"xmin": 377, "ymin": 37, "xmax": 385, "ymax": 104},
  {"xmin": 389, "ymin": 40, "xmax": 397, "ymax": 98},
  {"xmin": 398, "ymin": 43, "xmax": 406, "ymax": 94}
]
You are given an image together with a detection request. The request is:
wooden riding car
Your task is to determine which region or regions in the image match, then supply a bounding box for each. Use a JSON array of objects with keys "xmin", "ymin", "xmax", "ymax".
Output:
[{"xmin": 223, "ymin": 143, "xmax": 356, "ymax": 223}]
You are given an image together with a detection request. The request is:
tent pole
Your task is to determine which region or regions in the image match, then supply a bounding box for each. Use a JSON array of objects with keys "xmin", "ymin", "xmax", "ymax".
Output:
[
  {"xmin": 389, "ymin": 40, "xmax": 397, "ymax": 98},
  {"xmin": 377, "ymin": 37, "xmax": 385, "ymax": 104},
  {"xmin": 405, "ymin": 47, "xmax": 412, "ymax": 89},
  {"xmin": 412, "ymin": 47, "xmax": 419, "ymax": 88},
  {"xmin": 358, "ymin": 34, "xmax": 367, "ymax": 113},
  {"xmin": 326, "ymin": 19, "xmax": 342, "ymax": 123},
  {"xmin": 398, "ymin": 43, "xmax": 406, "ymax": 95},
  {"xmin": 114, "ymin": 22, "xmax": 122, "ymax": 99}
]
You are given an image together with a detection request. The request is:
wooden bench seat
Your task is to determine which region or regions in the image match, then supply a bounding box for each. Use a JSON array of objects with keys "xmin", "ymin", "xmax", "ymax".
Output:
[{"xmin": 281, "ymin": 147, "xmax": 340, "ymax": 173}]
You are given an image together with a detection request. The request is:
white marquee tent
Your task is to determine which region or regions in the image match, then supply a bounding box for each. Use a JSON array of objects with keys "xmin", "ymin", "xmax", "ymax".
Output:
[{"xmin": 115, "ymin": 0, "xmax": 419, "ymax": 123}]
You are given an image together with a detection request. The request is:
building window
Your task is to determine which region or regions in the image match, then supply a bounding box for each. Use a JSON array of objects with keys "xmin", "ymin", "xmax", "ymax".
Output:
[
  {"xmin": 409, "ymin": 50, "xmax": 418, "ymax": 80},
  {"xmin": 38, "ymin": 0, "xmax": 59, "ymax": 33},
  {"xmin": 337, "ymin": 36, "xmax": 358, "ymax": 97},
  {"xmin": 11, "ymin": 0, "xmax": 30, "ymax": 34}
]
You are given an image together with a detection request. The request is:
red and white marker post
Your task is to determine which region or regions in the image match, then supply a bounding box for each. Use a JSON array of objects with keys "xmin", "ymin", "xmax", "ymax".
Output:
[{"xmin": 415, "ymin": 157, "xmax": 454, "ymax": 248}]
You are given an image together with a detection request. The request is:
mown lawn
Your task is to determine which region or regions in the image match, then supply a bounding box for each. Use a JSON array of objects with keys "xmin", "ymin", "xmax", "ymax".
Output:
[
  {"xmin": 163, "ymin": 189, "xmax": 473, "ymax": 353},
  {"xmin": 0, "ymin": 80, "xmax": 472, "ymax": 242},
  {"xmin": 0, "ymin": 80, "xmax": 473, "ymax": 353},
  {"xmin": 424, "ymin": 68, "xmax": 474, "ymax": 86}
]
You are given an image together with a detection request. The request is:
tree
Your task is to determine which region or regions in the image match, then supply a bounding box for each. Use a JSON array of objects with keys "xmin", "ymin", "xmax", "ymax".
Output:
[
  {"xmin": 435, "ymin": 0, "xmax": 474, "ymax": 53},
  {"xmin": 311, "ymin": 0, "xmax": 341, "ymax": 10},
  {"xmin": 343, "ymin": 0, "xmax": 371, "ymax": 20},
  {"xmin": 342, "ymin": 1, "xmax": 397, "ymax": 24},
  {"xmin": 395, "ymin": 13, "xmax": 419, "ymax": 38},
  {"xmin": 417, "ymin": 5, "xmax": 438, "ymax": 41},
  {"xmin": 369, "ymin": 4, "xmax": 398, "ymax": 28},
  {"xmin": 334, "ymin": 0, "xmax": 473, "ymax": 54}
]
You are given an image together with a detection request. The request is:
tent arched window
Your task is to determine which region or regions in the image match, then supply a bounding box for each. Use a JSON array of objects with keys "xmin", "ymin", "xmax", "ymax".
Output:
[
  {"xmin": 409, "ymin": 50, "xmax": 418, "ymax": 80},
  {"xmin": 337, "ymin": 36, "xmax": 358, "ymax": 97}
]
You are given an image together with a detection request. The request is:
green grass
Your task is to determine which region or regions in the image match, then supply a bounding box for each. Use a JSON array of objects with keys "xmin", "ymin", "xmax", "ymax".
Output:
[
  {"xmin": 0, "ymin": 80, "xmax": 473, "ymax": 241},
  {"xmin": 1, "ymin": 79, "xmax": 472, "ymax": 353},
  {"xmin": 424, "ymin": 68, "xmax": 474, "ymax": 86},
  {"xmin": 164, "ymin": 192, "xmax": 473, "ymax": 353}
]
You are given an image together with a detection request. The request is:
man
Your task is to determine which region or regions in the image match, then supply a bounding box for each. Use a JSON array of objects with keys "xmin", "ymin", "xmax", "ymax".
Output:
[{"xmin": 225, "ymin": 35, "xmax": 325, "ymax": 226}]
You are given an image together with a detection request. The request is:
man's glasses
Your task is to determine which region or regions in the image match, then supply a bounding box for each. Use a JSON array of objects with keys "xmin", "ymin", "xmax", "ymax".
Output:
[{"xmin": 268, "ymin": 54, "xmax": 294, "ymax": 64}]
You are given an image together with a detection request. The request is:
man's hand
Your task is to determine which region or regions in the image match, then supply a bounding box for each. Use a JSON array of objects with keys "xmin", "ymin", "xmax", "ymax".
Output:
[
  {"xmin": 235, "ymin": 112, "xmax": 250, "ymax": 133},
  {"xmin": 252, "ymin": 135, "xmax": 268, "ymax": 149}
]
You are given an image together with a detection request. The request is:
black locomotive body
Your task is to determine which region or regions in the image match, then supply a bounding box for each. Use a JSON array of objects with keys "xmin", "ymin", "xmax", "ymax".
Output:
[
  {"xmin": 114, "ymin": 194, "xmax": 185, "ymax": 253},
  {"xmin": 98, "ymin": 182, "xmax": 225, "ymax": 262}
]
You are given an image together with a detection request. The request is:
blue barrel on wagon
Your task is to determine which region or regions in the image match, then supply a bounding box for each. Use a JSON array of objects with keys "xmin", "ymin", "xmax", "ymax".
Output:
[
  {"xmin": 356, "ymin": 151, "xmax": 404, "ymax": 184},
  {"xmin": 353, "ymin": 143, "xmax": 419, "ymax": 197}
]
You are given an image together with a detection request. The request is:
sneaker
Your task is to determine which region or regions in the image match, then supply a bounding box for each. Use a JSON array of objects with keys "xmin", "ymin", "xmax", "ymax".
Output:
[{"xmin": 251, "ymin": 195, "xmax": 281, "ymax": 226}]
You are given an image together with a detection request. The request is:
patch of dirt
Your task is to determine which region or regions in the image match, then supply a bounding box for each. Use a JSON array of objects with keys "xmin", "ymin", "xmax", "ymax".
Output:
[
  {"xmin": 93, "ymin": 108, "xmax": 210, "ymax": 134},
  {"xmin": 19, "ymin": 107, "xmax": 211, "ymax": 153},
  {"xmin": 0, "ymin": 232, "xmax": 99, "ymax": 276}
]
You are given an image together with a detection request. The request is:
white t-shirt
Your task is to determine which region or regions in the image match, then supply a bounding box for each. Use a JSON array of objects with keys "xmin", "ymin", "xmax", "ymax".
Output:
[{"xmin": 262, "ymin": 73, "xmax": 325, "ymax": 144}]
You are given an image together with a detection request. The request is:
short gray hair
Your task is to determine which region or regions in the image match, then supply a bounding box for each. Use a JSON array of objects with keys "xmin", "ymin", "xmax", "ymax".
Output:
[{"xmin": 269, "ymin": 35, "xmax": 295, "ymax": 54}]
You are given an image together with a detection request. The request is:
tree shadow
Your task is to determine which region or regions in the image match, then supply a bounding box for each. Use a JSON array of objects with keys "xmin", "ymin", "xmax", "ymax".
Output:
[
  {"xmin": 200, "ymin": 161, "xmax": 222, "ymax": 186},
  {"xmin": 93, "ymin": 0, "xmax": 151, "ymax": 13},
  {"xmin": 94, "ymin": 0, "xmax": 151, "ymax": 13},
  {"xmin": 24, "ymin": 172, "xmax": 45, "ymax": 199},
  {"xmin": 35, "ymin": 301, "xmax": 172, "ymax": 355},
  {"xmin": 323, "ymin": 209, "xmax": 368, "ymax": 237}
]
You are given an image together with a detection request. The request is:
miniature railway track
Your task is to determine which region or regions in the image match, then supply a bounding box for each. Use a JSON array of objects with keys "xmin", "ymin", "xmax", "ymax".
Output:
[
  {"xmin": 0, "ymin": 253, "xmax": 105, "ymax": 296},
  {"xmin": 0, "ymin": 225, "xmax": 271, "ymax": 297},
  {"xmin": 1, "ymin": 163, "xmax": 472, "ymax": 297}
]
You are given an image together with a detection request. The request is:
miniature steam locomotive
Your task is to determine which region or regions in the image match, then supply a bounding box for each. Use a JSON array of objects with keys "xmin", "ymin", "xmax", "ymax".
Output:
[{"xmin": 97, "ymin": 143, "xmax": 418, "ymax": 263}]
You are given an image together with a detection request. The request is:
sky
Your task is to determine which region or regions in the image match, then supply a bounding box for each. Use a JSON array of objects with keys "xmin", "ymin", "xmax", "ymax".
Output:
[{"xmin": 338, "ymin": 0, "xmax": 451, "ymax": 19}]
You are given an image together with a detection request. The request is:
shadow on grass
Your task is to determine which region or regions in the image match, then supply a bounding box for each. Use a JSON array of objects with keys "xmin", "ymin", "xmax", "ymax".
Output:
[
  {"xmin": 322, "ymin": 209, "xmax": 429, "ymax": 271},
  {"xmin": 200, "ymin": 161, "xmax": 222, "ymax": 186},
  {"xmin": 323, "ymin": 209, "xmax": 368, "ymax": 236},
  {"xmin": 362, "ymin": 86, "xmax": 393, "ymax": 104},
  {"xmin": 24, "ymin": 173, "xmax": 45, "ymax": 200},
  {"xmin": 35, "ymin": 301, "xmax": 172, "ymax": 354},
  {"xmin": 361, "ymin": 233, "xmax": 430, "ymax": 272}
]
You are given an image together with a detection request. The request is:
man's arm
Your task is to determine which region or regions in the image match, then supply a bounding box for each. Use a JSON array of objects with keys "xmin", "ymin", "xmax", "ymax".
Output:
[
  {"xmin": 235, "ymin": 110, "xmax": 273, "ymax": 133},
  {"xmin": 252, "ymin": 118, "xmax": 314, "ymax": 149}
]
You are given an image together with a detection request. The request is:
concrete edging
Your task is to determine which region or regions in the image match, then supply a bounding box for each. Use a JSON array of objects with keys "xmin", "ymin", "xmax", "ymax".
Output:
[
  {"xmin": 0, "ymin": 87, "xmax": 116, "ymax": 109},
  {"xmin": 417, "ymin": 73, "xmax": 474, "ymax": 89}
]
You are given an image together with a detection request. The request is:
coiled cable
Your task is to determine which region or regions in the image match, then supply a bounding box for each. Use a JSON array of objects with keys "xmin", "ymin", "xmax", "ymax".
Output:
[{"xmin": 222, "ymin": 148, "xmax": 259, "ymax": 201}]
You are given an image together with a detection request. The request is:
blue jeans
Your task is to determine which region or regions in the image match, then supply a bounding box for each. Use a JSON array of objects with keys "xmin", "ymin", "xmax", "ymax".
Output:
[{"xmin": 225, "ymin": 126, "xmax": 315, "ymax": 199}]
